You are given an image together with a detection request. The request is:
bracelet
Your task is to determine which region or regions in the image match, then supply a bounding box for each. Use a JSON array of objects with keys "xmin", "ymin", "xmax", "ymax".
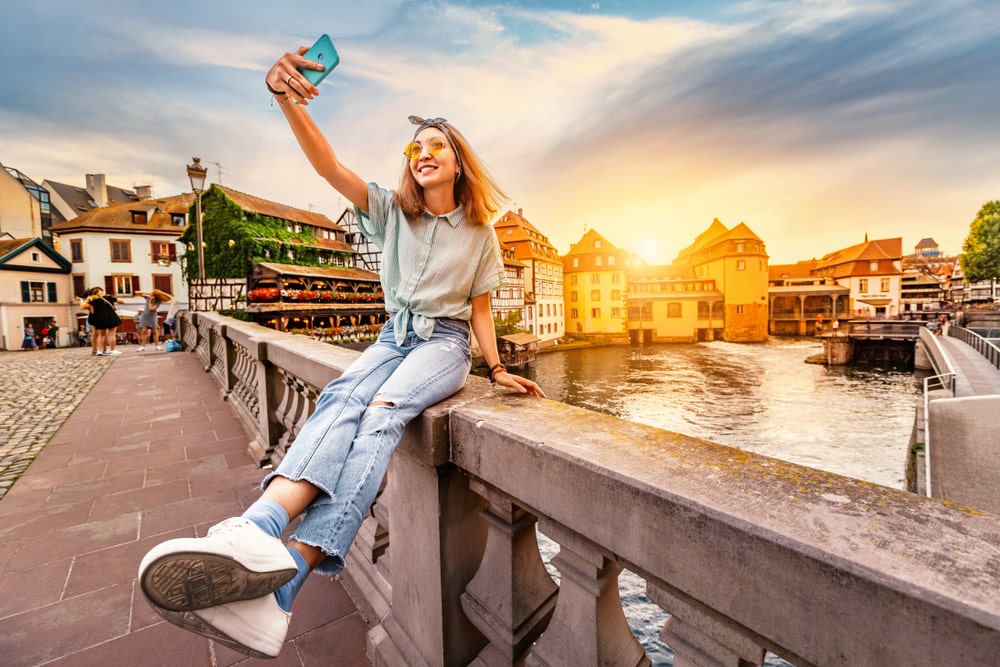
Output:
[
  {"xmin": 488, "ymin": 363, "xmax": 506, "ymax": 384},
  {"xmin": 266, "ymin": 81, "xmax": 287, "ymax": 96}
]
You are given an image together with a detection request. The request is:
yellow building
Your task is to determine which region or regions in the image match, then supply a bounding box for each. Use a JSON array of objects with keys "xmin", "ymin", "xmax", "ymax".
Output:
[
  {"xmin": 562, "ymin": 229, "xmax": 629, "ymax": 341},
  {"xmin": 628, "ymin": 219, "xmax": 769, "ymax": 343},
  {"xmin": 627, "ymin": 263, "xmax": 724, "ymax": 343}
]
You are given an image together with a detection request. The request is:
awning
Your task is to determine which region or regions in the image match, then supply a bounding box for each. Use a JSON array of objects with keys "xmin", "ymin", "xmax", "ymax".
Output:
[
  {"xmin": 857, "ymin": 298, "xmax": 892, "ymax": 307},
  {"xmin": 499, "ymin": 333, "xmax": 540, "ymax": 346}
]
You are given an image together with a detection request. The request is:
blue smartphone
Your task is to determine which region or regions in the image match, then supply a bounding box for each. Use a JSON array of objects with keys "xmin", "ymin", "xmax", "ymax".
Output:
[{"xmin": 298, "ymin": 34, "xmax": 339, "ymax": 86}]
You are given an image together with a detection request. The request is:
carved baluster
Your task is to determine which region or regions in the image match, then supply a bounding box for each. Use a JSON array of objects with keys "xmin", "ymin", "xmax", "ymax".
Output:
[
  {"xmin": 210, "ymin": 326, "xmax": 227, "ymax": 385},
  {"xmin": 195, "ymin": 317, "xmax": 211, "ymax": 367},
  {"xmin": 273, "ymin": 370, "xmax": 316, "ymax": 461},
  {"xmin": 526, "ymin": 519, "xmax": 650, "ymax": 667},
  {"xmin": 462, "ymin": 480, "xmax": 557, "ymax": 666},
  {"xmin": 354, "ymin": 476, "xmax": 390, "ymax": 566},
  {"xmin": 225, "ymin": 339, "xmax": 248, "ymax": 403},
  {"xmin": 274, "ymin": 368, "xmax": 302, "ymax": 460},
  {"xmin": 229, "ymin": 342, "xmax": 255, "ymax": 412},
  {"xmin": 647, "ymin": 583, "xmax": 765, "ymax": 667}
]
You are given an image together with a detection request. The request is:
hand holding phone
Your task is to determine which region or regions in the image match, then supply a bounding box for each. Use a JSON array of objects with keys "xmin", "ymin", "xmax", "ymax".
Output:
[{"xmin": 298, "ymin": 34, "xmax": 339, "ymax": 86}]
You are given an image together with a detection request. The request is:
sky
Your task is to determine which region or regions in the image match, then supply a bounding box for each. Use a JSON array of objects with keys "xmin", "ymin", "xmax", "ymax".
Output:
[{"xmin": 1, "ymin": 0, "xmax": 997, "ymax": 265}]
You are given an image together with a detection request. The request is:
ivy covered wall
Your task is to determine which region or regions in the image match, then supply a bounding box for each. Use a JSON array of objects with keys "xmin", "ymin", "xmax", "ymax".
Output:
[{"xmin": 180, "ymin": 185, "xmax": 348, "ymax": 279}]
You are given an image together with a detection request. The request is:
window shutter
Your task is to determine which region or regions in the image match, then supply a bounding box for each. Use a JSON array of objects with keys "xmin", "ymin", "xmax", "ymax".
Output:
[
  {"xmin": 131, "ymin": 275, "xmax": 141, "ymax": 292},
  {"xmin": 21, "ymin": 281, "xmax": 30, "ymax": 303},
  {"xmin": 47, "ymin": 283, "xmax": 57, "ymax": 302},
  {"xmin": 153, "ymin": 275, "xmax": 172, "ymax": 293},
  {"xmin": 150, "ymin": 240, "xmax": 159, "ymax": 261},
  {"xmin": 168, "ymin": 244, "xmax": 177, "ymax": 260},
  {"xmin": 104, "ymin": 275, "xmax": 114, "ymax": 294}
]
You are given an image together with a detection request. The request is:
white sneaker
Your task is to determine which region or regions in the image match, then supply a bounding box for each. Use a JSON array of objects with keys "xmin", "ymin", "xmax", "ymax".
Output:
[
  {"xmin": 107, "ymin": 349, "xmax": 122, "ymax": 355},
  {"xmin": 156, "ymin": 344, "xmax": 163, "ymax": 350},
  {"xmin": 137, "ymin": 346, "xmax": 145, "ymax": 352},
  {"xmin": 138, "ymin": 517, "xmax": 297, "ymax": 612},
  {"xmin": 151, "ymin": 594, "xmax": 291, "ymax": 659}
]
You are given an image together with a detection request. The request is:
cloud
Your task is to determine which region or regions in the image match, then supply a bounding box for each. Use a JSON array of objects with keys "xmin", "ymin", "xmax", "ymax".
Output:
[{"xmin": 1, "ymin": 0, "xmax": 995, "ymax": 264}]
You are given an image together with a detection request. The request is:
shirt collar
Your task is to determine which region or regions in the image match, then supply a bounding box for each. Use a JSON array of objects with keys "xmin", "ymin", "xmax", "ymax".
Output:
[{"xmin": 421, "ymin": 206, "xmax": 466, "ymax": 228}]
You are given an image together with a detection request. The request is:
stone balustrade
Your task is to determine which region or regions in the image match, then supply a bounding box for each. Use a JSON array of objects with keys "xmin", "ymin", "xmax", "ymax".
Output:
[{"xmin": 179, "ymin": 311, "xmax": 1000, "ymax": 667}]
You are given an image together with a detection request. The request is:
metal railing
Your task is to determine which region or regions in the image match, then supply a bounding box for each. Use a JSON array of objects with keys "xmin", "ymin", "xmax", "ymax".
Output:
[
  {"xmin": 921, "ymin": 372, "xmax": 954, "ymax": 498},
  {"xmin": 948, "ymin": 325, "xmax": 1000, "ymax": 370}
]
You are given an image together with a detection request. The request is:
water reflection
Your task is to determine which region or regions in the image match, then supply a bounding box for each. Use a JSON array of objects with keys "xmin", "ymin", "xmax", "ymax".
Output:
[{"xmin": 522, "ymin": 338, "xmax": 926, "ymax": 488}]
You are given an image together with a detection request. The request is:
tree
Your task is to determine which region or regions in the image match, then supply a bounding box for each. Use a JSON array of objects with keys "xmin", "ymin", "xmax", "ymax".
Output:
[
  {"xmin": 961, "ymin": 200, "xmax": 1000, "ymax": 283},
  {"xmin": 494, "ymin": 311, "xmax": 528, "ymax": 337}
]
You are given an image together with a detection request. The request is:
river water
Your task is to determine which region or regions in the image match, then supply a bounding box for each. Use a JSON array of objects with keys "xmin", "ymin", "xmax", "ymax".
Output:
[{"xmin": 516, "ymin": 337, "xmax": 928, "ymax": 665}]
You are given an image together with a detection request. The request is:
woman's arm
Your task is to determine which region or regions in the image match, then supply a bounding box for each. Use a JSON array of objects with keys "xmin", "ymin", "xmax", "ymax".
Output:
[
  {"xmin": 265, "ymin": 48, "xmax": 369, "ymax": 212},
  {"xmin": 469, "ymin": 293, "xmax": 545, "ymax": 397}
]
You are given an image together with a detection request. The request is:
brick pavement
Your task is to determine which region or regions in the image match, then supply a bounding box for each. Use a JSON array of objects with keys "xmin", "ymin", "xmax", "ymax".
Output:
[
  {"xmin": 0, "ymin": 347, "xmax": 114, "ymax": 501},
  {"xmin": 0, "ymin": 346, "xmax": 371, "ymax": 666}
]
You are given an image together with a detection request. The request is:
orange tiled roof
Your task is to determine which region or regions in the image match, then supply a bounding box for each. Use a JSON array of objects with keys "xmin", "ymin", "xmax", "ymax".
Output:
[
  {"xmin": 50, "ymin": 194, "xmax": 193, "ymax": 234},
  {"xmin": 217, "ymin": 185, "xmax": 344, "ymax": 232}
]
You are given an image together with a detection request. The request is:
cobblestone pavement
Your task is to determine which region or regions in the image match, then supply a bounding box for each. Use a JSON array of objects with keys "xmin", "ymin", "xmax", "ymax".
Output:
[{"xmin": 0, "ymin": 346, "xmax": 115, "ymax": 501}]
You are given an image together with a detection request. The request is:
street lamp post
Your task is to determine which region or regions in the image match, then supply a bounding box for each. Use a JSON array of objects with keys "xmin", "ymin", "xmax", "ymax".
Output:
[{"xmin": 187, "ymin": 157, "xmax": 208, "ymax": 280}]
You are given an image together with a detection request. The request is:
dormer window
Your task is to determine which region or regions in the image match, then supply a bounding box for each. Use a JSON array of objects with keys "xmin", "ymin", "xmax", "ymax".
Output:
[
  {"xmin": 171, "ymin": 213, "xmax": 185, "ymax": 226},
  {"xmin": 132, "ymin": 211, "xmax": 148, "ymax": 225}
]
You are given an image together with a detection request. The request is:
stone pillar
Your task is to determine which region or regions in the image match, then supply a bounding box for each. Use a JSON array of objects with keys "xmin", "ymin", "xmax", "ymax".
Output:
[
  {"xmin": 461, "ymin": 480, "xmax": 558, "ymax": 665},
  {"xmin": 648, "ymin": 584, "xmax": 765, "ymax": 667},
  {"xmin": 526, "ymin": 519, "xmax": 650, "ymax": 667},
  {"xmin": 369, "ymin": 416, "xmax": 490, "ymax": 667}
]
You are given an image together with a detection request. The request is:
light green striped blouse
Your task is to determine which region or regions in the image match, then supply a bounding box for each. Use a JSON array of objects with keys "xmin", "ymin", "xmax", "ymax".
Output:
[{"xmin": 356, "ymin": 183, "xmax": 507, "ymax": 345}]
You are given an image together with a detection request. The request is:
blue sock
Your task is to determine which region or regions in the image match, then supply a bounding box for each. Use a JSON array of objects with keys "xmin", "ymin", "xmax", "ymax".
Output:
[
  {"xmin": 275, "ymin": 547, "xmax": 310, "ymax": 612},
  {"xmin": 241, "ymin": 498, "xmax": 289, "ymax": 539}
]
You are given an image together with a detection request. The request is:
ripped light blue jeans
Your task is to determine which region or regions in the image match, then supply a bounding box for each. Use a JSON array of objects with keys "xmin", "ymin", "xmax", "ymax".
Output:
[{"xmin": 262, "ymin": 317, "xmax": 471, "ymax": 573}]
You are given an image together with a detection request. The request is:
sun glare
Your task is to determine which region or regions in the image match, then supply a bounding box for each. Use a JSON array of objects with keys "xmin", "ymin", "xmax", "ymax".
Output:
[{"xmin": 636, "ymin": 238, "xmax": 659, "ymax": 264}]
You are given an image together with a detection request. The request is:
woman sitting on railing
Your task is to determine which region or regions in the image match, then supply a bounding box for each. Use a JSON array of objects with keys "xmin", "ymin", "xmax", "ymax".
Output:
[{"xmin": 138, "ymin": 40, "xmax": 545, "ymax": 659}]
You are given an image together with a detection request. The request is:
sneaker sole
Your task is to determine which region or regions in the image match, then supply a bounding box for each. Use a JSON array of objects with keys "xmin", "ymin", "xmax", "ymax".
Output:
[
  {"xmin": 150, "ymin": 603, "xmax": 278, "ymax": 659},
  {"xmin": 140, "ymin": 551, "xmax": 296, "ymax": 612}
]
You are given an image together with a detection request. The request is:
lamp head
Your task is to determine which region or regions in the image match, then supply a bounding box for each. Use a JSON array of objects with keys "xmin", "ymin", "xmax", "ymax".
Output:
[{"xmin": 187, "ymin": 157, "xmax": 208, "ymax": 194}]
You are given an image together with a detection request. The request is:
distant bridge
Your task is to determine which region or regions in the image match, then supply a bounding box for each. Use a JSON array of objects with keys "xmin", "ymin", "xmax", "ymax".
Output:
[{"xmin": 914, "ymin": 326, "xmax": 1000, "ymax": 515}]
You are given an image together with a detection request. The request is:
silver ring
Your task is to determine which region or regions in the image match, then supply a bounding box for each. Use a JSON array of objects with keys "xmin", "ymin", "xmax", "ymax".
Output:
[{"xmin": 286, "ymin": 75, "xmax": 293, "ymax": 85}]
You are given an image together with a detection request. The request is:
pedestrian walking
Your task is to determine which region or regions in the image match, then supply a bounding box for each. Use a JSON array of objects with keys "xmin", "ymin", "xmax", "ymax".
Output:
[
  {"xmin": 22, "ymin": 323, "xmax": 38, "ymax": 351},
  {"xmin": 46, "ymin": 320, "xmax": 59, "ymax": 348},
  {"xmin": 138, "ymin": 40, "xmax": 545, "ymax": 659}
]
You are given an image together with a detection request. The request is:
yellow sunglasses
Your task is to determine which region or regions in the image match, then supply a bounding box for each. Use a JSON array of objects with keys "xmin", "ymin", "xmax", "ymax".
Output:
[{"xmin": 403, "ymin": 137, "xmax": 450, "ymax": 160}]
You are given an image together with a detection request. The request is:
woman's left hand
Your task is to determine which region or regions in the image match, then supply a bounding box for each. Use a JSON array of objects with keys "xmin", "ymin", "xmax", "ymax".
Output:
[
  {"xmin": 266, "ymin": 47, "xmax": 321, "ymax": 105},
  {"xmin": 494, "ymin": 372, "xmax": 546, "ymax": 398}
]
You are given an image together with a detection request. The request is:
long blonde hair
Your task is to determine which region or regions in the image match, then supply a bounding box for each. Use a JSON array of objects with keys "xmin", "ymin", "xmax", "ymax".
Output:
[{"xmin": 394, "ymin": 120, "xmax": 507, "ymax": 225}]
